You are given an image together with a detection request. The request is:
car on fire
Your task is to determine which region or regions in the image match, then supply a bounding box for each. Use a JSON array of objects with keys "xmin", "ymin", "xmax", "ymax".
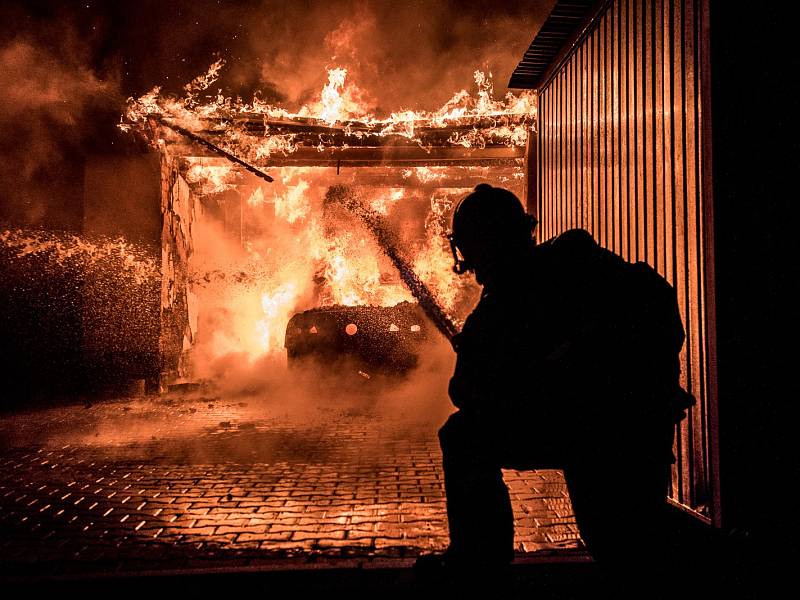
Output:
[{"xmin": 284, "ymin": 301, "xmax": 429, "ymax": 377}]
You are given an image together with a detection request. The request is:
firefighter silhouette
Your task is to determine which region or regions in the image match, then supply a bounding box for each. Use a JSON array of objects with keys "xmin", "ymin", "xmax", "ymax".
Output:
[{"xmin": 416, "ymin": 184, "xmax": 693, "ymax": 580}]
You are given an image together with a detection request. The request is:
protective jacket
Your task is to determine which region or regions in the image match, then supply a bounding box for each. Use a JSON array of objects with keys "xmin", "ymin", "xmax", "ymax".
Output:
[{"xmin": 448, "ymin": 228, "xmax": 690, "ymax": 464}]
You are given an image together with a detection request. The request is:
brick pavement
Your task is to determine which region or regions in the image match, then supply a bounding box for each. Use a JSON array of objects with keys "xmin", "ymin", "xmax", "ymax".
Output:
[{"xmin": 0, "ymin": 391, "xmax": 584, "ymax": 577}]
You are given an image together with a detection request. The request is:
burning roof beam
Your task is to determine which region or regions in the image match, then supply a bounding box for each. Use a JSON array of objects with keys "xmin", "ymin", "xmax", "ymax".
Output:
[
  {"xmin": 157, "ymin": 118, "xmax": 274, "ymax": 183},
  {"xmin": 171, "ymin": 116, "xmax": 533, "ymax": 148},
  {"xmin": 170, "ymin": 143, "xmax": 524, "ymax": 168}
]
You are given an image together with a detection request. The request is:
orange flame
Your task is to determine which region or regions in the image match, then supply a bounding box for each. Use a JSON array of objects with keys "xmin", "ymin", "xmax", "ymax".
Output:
[
  {"xmin": 256, "ymin": 282, "xmax": 299, "ymax": 353},
  {"xmin": 370, "ymin": 188, "xmax": 405, "ymax": 215},
  {"xmin": 122, "ymin": 64, "xmax": 537, "ymax": 156},
  {"xmin": 185, "ymin": 159, "xmax": 239, "ymax": 194}
]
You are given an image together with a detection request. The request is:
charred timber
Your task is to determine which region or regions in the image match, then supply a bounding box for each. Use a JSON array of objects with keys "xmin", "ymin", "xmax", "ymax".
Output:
[
  {"xmin": 156, "ymin": 118, "xmax": 274, "ymax": 183},
  {"xmin": 192, "ymin": 114, "xmax": 533, "ymax": 136},
  {"xmin": 151, "ymin": 116, "xmax": 533, "ymax": 152},
  {"xmin": 171, "ymin": 127, "xmax": 528, "ymax": 150},
  {"xmin": 176, "ymin": 159, "xmax": 522, "ymax": 189},
  {"xmin": 166, "ymin": 142, "xmax": 524, "ymax": 167}
]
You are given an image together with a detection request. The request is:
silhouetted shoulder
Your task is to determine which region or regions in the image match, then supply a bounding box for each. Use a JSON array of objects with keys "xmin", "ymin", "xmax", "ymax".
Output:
[
  {"xmin": 536, "ymin": 228, "xmax": 602, "ymax": 268},
  {"xmin": 454, "ymin": 291, "xmax": 498, "ymax": 352},
  {"xmin": 552, "ymin": 228, "xmax": 597, "ymax": 249},
  {"xmin": 552, "ymin": 228, "xmax": 599, "ymax": 258}
]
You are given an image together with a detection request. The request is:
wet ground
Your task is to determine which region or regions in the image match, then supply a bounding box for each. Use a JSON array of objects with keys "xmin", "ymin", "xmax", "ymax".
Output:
[{"xmin": 0, "ymin": 387, "xmax": 586, "ymax": 579}]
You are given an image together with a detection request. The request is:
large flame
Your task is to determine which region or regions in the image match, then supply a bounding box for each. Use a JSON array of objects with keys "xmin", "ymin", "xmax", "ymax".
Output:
[
  {"xmin": 121, "ymin": 62, "xmax": 529, "ymax": 366},
  {"xmin": 185, "ymin": 160, "xmax": 240, "ymax": 194},
  {"xmin": 370, "ymin": 188, "xmax": 404, "ymax": 215},
  {"xmin": 256, "ymin": 282, "xmax": 299, "ymax": 352},
  {"xmin": 122, "ymin": 62, "xmax": 536, "ymax": 159},
  {"xmin": 304, "ymin": 67, "xmax": 369, "ymax": 125},
  {"xmin": 185, "ymin": 164, "xmax": 493, "ymax": 363}
]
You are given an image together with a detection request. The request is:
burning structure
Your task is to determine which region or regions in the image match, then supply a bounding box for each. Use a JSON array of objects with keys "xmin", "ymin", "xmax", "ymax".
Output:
[
  {"xmin": 116, "ymin": 66, "xmax": 536, "ymax": 386},
  {"xmin": 0, "ymin": 0, "xmax": 795, "ymax": 581}
]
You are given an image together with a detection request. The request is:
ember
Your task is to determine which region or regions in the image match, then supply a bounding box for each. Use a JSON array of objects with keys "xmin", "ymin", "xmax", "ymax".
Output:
[{"xmin": 0, "ymin": 229, "xmax": 159, "ymax": 285}]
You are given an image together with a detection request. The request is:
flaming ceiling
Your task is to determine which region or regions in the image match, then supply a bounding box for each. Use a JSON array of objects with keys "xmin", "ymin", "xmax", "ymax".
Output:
[{"xmin": 121, "ymin": 61, "xmax": 537, "ymax": 163}]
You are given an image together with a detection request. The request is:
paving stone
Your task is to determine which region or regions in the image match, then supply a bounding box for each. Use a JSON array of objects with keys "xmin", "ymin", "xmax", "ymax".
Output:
[
  {"xmin": 291, "ymin": 530, "xmax": 346, "ymax": 541},
  {"xmin": 0, "ymin": 393, "xmax": 584, "ymax": 576}
]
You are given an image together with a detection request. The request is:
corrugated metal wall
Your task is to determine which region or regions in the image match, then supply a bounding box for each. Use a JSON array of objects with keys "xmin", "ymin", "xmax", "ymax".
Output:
[{"xmin": 536, "ymin": 0, "xmax": 717, "ymax": 520}]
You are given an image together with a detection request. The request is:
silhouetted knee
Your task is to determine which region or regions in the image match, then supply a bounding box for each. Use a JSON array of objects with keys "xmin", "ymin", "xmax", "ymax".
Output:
[
  {"xmin": 439, "ymin": 411, "xmax": 501, "ymax": 473},
  {"xmin": 438, "ymin": 411, "xmax": 473, "ymax": 454}
]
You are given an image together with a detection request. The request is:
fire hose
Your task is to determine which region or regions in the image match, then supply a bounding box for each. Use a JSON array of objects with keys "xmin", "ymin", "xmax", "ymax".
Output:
[
  {"xmin": 152, "ymin": 118, "xmax": 458, "ymax": 342},
  {"xmin": 324, "ymin": 185, "xmax": 460, "ymax": 343}
]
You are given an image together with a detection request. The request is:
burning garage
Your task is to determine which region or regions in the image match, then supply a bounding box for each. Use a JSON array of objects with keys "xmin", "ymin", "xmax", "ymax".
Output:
[
  {"xmin": 0, "ymin": 0, "xmax": 793, "ymax": 591},
  {"xmin": 116, "ymin": 66, "xmax": 535, "ymax": 387}
]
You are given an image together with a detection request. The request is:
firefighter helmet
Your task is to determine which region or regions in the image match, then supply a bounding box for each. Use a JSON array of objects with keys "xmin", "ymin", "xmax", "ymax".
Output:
[{"xmin": 448, "ymin": 184, "xmax": 537, "ymax": 274}]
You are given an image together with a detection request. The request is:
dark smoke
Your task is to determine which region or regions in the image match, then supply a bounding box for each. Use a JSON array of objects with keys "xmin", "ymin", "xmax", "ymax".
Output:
[
  {"xmin": 1, "ymin": 0, "xmax": 554, "ymax": 225},
  {"xmin": 12, "ymin": 1, "xmax": 555, "ymax": 106},
  {"xmin": 0, "ymin": 2, "xmax": 128, "ymax": 228},
  {"xmin": 239, "ymin": 0, "xmax": 555, "ymax": 112}
]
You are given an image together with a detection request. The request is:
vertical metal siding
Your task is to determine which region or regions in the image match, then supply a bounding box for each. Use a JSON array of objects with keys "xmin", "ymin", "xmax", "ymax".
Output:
[{"xmin": 537, "ymin": 0, "xmax": 716, "ymax": 520}]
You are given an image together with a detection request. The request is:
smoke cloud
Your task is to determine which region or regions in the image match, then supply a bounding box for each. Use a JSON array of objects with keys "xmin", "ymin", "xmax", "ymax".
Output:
[
  {"xmin": 244, "ymin": 0, "xmax": 553, "ymax": 112},
  {"xmin": 0, "ymin": 0, "xmax": 552, "ymax": 225},
  {"xmin": 0, "ymin": 9, "xmax": 122, "ymax": 227}
]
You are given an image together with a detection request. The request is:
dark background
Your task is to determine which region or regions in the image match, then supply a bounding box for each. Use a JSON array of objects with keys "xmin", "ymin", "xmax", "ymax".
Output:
[{"xmin": 709, "ymin": 0, "xmax": 798, "ymax": 549}]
